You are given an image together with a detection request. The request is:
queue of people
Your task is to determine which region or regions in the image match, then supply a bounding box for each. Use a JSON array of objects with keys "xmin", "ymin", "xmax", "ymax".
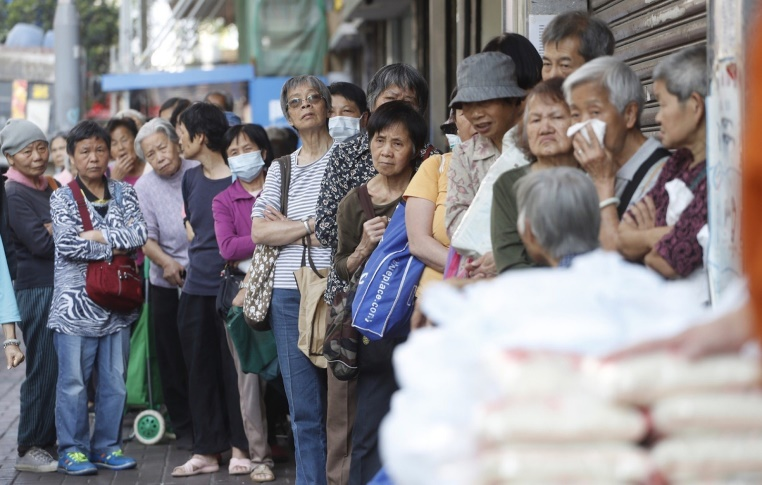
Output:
[{"xmin": 0, "ymin": 7, "xmax": 733, "ymax": 485}]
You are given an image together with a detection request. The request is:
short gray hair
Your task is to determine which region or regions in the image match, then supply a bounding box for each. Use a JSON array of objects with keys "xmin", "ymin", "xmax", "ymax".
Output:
[
  {"xmin": 563, "ymin": 56, "xmax": 644, "ymax": 117},
  {"xmin": 542, "ymin": 11, "xmax": 615, "ymax": 62},
  {"xmin": 115, "ymin": 108, "xmax": 147, "ymax": 126},
  {"xmin": 366, "ymin": 63, "xmax": 429, "ymax": 115},
  {"xmin": 280, "ymin": 75, "xmax": 332, "ymax": 120},
  {"xmin": 516, "ymin": 167, "xmax": 600, "ymax": 261},
  {"xmin": 653, "ymin": 45, "xmax": 707, "ymax": 101},
  {"xmin": 134, "ymin": 118, "xmax": 179, "ymax": 161}
]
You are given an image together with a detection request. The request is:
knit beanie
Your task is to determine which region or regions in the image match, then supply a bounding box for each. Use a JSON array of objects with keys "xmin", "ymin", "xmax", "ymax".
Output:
[{"xmin": 0, "ymin": 119, "xmax": 48, "ymax": 157}]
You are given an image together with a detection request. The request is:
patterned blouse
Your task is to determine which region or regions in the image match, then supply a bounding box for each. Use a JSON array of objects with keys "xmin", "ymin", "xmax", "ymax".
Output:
[
  {"xmin": 643, "ymin": 148, "xmax": 707, "ymax": 278},
  {"xmin": 48, "ymin": 179, "xmax": 147, "ymax": 337}
]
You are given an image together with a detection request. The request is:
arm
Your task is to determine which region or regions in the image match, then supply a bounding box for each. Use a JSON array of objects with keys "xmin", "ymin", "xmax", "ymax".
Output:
[
  {"xmin": 406, "ymin": 197, "xmax": 447, "ymax": 272},
  {"xmin": 213, "ymin": 192, "xmax": 255, "ymax": 261},
  {"xmin": 445, "ymin": 146, "xmax": 474, "ymax": 238},
  {"xmin": 6, "ymin": 192, "xmax": 55, "ymax": 259},
  {"xmin": 490, "ymin": 173, "xmax": 533, "ymax": 273},
  {"xmin": 143, "ymin": 239, "xmax": 185, "ymax": 287},
  {"xmin": 618, "ymin": 197, "xmax": 672, "ymax": 261},
  {"xmin": 334, "ymin": 197, "xmax": 385, "ymax": 281},
  {"xmin": 100, "ymin": 184, "xmax": 148, "ymax": 251},
  {"xmin": 251, "ymin": 214, "xmax": 312, "ymax": 247},
  {"xmin": 50, "ymin": 189, "xmax": 112, "ymax": 261},
  {"xmin": 315, "ymin": 146, "xmax": 345, "ymax": 248},
  {"xmin": 0, "ymin": 237, "xmax": 23, "ymax": 369}
]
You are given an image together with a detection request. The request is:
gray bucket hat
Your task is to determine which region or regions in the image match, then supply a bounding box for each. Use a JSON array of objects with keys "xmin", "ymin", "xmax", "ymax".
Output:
[{"xmin": 450, "ymin": 52, "xmax": 526, "ymax": 108}]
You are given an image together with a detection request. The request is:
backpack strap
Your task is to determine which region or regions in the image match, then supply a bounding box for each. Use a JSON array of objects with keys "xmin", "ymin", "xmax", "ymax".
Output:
[
  {"xmin": 688, "ymin": 167, "xmax": 707, "ymax": 191},
  {"xmin": 67, "ymin": 180, "xmax": 94, "ymax": 231},
  {"xmin": 277, "ymin": 155, "xmax": 292, "ymax": 217},
  {"xmin": 617, "ymin": 147, "xmax": 670, "ymax": 218},
  {"xmin": 356, "ymin": 184, "xmax": 375, "ymax": 221}
]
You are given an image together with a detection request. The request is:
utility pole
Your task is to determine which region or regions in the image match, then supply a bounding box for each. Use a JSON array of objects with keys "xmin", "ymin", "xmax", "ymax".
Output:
[{"xmin": 53, "ymin": 0, "xmax": 81, "ymax": 132}]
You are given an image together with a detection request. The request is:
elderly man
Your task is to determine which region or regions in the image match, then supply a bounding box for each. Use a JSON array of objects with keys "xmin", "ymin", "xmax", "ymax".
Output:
[
  {"xmin": 541, "ymin": 11, "xmax": 615, "ymax": 80},
  {"xmin": 133, "ymin": 119, "xmax": 199, "ymax": 449},
  {"xmin": 563, "ymin": 56, "xmax": 670, "ymax": 250},
  {"xmin": 516, "ymin": 167, "xmax": 601, "ymax": 267}
]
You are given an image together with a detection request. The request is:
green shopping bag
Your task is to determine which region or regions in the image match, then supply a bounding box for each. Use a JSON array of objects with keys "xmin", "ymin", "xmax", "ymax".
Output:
[{"xmin": 226, "ymin": 306, "xmax": 280, "ymax": 380}]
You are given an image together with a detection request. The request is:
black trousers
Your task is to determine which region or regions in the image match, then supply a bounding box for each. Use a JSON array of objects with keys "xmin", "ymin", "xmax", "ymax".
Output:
[
  {"xmin": 176, "ymin": 293, "xmax": 247, "ymax": 454},
  {"xmin": 149, "ymin": 284, "xmax": 193, "ymax": 443}
]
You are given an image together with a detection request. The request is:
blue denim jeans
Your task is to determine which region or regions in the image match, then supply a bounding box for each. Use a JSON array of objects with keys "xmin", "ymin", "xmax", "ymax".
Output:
[
  {"xmin": 54, "ymin": 328, "xmax": 130, "ymax": 457},
  {"xmin": 271, "ymin": 288, "xmax": 327, "ymax": 485}
]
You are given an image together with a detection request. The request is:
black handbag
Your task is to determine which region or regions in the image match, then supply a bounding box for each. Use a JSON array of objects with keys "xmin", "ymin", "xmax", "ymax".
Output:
[{"xmin": 216, "ymin": 264, "xmax": 246, "ymax": 319}]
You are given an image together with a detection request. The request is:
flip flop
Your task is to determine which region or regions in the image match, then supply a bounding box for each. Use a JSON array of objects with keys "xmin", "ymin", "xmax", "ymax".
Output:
[
  {"xmin": 171, "ymin": 454, "xmax": 219, "ymax": 477},
  {"xmin": 250, "ymin": 463, "xmax": 275, "ymax": 482},
  {"xmin": 228, "ymin": 456, "xmax": 252, "ymax": 475}
]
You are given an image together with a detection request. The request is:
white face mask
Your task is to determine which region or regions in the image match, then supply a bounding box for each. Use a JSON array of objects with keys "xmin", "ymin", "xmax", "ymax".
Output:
[
  {"xmin": 445, "ymin": 134, "xmax": 462, "ymax": 151},
  {"xmin": 228, "ymin": 151, "xmax": 265, "ymax": 183},
  {"xmin": 329, "ymin": 116, "xmax": 361, "ymax": 142}
]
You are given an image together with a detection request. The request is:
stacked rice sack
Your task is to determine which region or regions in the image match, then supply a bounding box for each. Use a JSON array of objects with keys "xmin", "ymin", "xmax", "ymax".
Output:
[{"xmin": 379, "ymin": 252, "xmax": 759, "ymax": 484}]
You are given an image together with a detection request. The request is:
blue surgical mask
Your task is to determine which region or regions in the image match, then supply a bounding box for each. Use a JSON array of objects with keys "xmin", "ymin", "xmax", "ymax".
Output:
[
  {"xmin": 445, "ymin": 134, "xmax": 462, "ymax": 151},
  {"xmin": 329, "ymin": 116, "xmax": 361, "ymax": 142},
  {"xmin": 228, "ymin": 151, "xmax": 265, "ymax": 182}
]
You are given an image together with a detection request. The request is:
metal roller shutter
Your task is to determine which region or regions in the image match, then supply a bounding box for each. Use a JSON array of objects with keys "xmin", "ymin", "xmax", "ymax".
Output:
[{"xmin": 590, "ymin": 0, "xmax": 707, "ymax": 133}]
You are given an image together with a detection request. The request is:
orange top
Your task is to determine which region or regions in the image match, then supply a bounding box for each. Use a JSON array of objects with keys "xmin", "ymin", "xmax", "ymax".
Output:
[{"xmin": 745, "ymin": 27, "xmax": 762, "ymax": 334}]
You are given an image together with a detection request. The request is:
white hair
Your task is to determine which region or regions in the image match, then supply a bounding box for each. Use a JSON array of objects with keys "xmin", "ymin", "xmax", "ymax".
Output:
[
  {"xmin": 134, "ymin": 118, "xmax": 179, "ymax": 161},
  {"xmin": 563, "ymin": 56, "xmax": 645, "ymax": 117},
  {"xmin": 653, "ymin": 45, "xmax": 707, "ymax": 101}
]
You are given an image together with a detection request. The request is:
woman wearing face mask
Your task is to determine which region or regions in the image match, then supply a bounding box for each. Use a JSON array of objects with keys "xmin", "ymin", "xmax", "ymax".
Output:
[
  {"xmin": 212, "ymin": 123, "xmax": 276, "ymax": 482},
  {"xmin": 328, "ymin": 82, "xmax": 369, "ymax": 143}
]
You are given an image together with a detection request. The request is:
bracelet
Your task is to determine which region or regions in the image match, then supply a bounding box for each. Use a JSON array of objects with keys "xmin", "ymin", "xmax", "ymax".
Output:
[
  {"xmin": 599, "ymin": 197, "xmax": 620, "ymax": 210},
  {"xmin": 302, "ymin": 218, "xmax": 312, "ymax": 236},
  {"xmin": 3, "ymin": 338, "xmax": 20, "ymax": 349}
]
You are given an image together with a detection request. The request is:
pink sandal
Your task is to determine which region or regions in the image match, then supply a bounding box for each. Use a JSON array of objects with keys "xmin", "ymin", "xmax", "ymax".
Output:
[
  {"xmin": 228, "ymin": 456, "xmax": 252, "ymax": 475},
  {"xmin": 171, "ymin": 454, "xmax": 219, "ymax": 477}
]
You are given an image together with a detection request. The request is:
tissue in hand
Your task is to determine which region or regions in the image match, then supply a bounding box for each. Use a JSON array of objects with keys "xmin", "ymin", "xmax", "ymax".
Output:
[{"xmin": 567, "ymin": 119, "xmax": 607, "ymax": 145}]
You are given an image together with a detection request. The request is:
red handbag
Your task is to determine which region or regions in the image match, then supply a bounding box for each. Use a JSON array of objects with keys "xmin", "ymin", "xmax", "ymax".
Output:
[{"xmin": 68, "ymin": 180, "xmax": 143, "ymax": 312}]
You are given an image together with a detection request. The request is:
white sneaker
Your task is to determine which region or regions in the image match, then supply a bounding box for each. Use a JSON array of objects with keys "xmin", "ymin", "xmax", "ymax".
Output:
[{"xmin": 15, "ymin": 447, "xmax": 57, "ymax": 473}]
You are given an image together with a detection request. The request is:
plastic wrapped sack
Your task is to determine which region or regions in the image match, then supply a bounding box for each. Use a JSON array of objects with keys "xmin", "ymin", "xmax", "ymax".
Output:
[
  {"xmin": 652, "ymin": 392, "xmax": 762, "ymax": 435},
  {"xmin": 652, "ymin": 436, "xmax": 762, "ymax": 482}
]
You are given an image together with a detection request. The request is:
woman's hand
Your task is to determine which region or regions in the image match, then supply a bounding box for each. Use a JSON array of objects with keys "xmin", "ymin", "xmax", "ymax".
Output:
[
  {"xmin": 43, "ymin": 222, "xmax": 53, "ymax": 236},
  {"xmin": 263, "ymin": 205, "xmax": 286, "ymax": 222},
  {"xmin": 573, "ymin": 126, "xmax": 617, "ymax": 192},
  {"xmin": 4, "ymin": 344, "xmax": 24, "ymax": 369},
  {"xmin": 622, "ymin": 196, "xmax": 657, "ymax": 230},
  {"xmin": 162, "ymin": 259, "xmax": 186, "ymax": 287},
  {"xmin": 110, "ymin": 156, "xmax": 136, "ymax": 181},
  {"xmin": 355, "ymin": 216, "xmax": 389, "ymax": 259},
  {"xmin": 79, "ymin": 230, "xmax": 106, "ymax": 244},
  {"xmin": 466, "ymin": 252, "xmax": 497, "ymax": 279},
  {"xmin": 232, "ymin": 287, "xmax": 246, "ymax": 307}
]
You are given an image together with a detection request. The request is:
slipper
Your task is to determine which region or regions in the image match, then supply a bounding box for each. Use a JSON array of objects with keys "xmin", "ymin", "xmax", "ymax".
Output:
[
  {"xmin": 171, "ymin": 454, "xmax": 219, "ymax": 477},
  {"xmin": 250, "ymin": 463, "xmax": 275, "ymax": 482},
  {"xmin": 228, "ymin": 456, "xmax": 251, "ymax": 475}
]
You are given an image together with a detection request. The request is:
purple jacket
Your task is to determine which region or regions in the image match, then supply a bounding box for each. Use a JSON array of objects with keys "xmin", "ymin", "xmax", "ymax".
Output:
[{"xmin": 212, "ymin": 180, "xmax": 260, "ymax": 262}]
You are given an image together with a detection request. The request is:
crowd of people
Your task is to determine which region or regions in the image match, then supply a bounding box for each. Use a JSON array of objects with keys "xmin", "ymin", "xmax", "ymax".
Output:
[{"xmin": 0, "ymin": 7, "xmax": 741, "ymax": 485}]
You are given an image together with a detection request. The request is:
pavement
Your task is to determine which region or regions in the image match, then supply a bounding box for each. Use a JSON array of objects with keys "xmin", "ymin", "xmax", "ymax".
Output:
[{"xmin": 0, "ymin": 347, "xmax": 297, "ymax": 485}]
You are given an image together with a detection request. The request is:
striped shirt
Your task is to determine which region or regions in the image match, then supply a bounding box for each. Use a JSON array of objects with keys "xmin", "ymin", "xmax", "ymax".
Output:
[{"xmin": 252, "ymin": 144, "xmax": 336, "ymax": 289}]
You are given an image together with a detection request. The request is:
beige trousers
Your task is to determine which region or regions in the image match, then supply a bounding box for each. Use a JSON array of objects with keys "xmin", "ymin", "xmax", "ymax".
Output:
[{"xmin": 326, "ymin": 369, "xmax": 357, "ymax": 485}]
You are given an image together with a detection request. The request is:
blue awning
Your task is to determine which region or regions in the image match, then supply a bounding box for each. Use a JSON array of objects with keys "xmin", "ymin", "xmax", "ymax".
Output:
[{"xmin": 101, "ymin": 64, "xmax": 255, "ymax": 92}]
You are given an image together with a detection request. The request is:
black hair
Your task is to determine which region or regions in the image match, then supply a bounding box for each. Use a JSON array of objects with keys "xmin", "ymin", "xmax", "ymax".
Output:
[
  {"xmin": 541, "ymin": 11, "xmax": 615, "ymax": 62},
  {"xmin": 178, "ymin": 102, "xmax": 229, "ymax": 155},
  {"xmin": 265, "ymin": 126, "xmax": 299, "ymax": 159},
  {"xmin": 482, "ymin": 33, "xmax": 543, "ymax": 91},
  {"xmin": 204, "ymin": 90, "xmax": 234, "ymax": 111},
  {"xmin": 367, "ymin": 100, "xmax": 428, "ymax": 159},
  {"xmin": 440, "ymin": 87, "xmax": 459, "ymax": 135},
  {"xmin": 169, "ymin": 99, "xmax": 192, "ymax": 128},
  {"xmin": 329, "ymin": 82, "xmax": 369, "ymax": 115},
  {"xmin": 366, "ymin": 63, "xmax": 429, "ymax": 114},
  {"xmin": 106, "ymin": 117, "xmax": 138, "ymax": 139},
  {"xmin": 160, "ymin": 97, "xmax": 188, "ymax": 114},
  {"xmin": 223, "ymin": 123, "xmax": 275, "ymax": 167},
  {"xmin": 66, "ymin": 120, "xmax": 111, "ymax": 156}
]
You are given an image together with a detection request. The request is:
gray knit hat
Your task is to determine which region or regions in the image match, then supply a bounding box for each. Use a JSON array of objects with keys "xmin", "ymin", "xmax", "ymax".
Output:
[
  {"xmin": 0, "ymin": 119, "xmax": 47, "ymax": 157},
  {"xmin": 450, "ymin": 52, "xmax": 526, "ymax": 108}
]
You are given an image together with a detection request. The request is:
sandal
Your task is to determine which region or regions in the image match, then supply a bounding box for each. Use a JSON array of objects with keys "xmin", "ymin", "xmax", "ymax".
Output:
[
  {"xmin": 250, "ymin": 463, "xmax": 275, "ymax": 482},
  {"xmin": 228, "ymin": 456, "xmax": 251, "ymax": 475},
  {"xmin": 171, "ymin": 454, "xmax": 219, "ymax": 477}
]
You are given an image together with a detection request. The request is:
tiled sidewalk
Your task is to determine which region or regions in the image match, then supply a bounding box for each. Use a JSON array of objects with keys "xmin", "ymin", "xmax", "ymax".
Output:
[{"xmin": 0, "ymin": 359, "xmax": 296, "ymax": 484}]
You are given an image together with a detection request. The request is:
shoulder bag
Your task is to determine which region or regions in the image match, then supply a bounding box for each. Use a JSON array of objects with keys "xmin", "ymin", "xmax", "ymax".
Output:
[
  {"xmin": 295, "ymin": 236, "xmax": 330, "ymax": 368},
  {"xmin": 68, "ymin": 180, "xmax": 143, "ymax": 313},
  {"xmin": 243, "ymin": 155, "xmax": 291, "ymax": 330}
]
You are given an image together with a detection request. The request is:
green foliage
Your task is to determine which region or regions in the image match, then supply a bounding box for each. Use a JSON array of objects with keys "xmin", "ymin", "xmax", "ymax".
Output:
[{"xmin": 0, "ymin": 0, "xmax": 118, "ymax": 75}]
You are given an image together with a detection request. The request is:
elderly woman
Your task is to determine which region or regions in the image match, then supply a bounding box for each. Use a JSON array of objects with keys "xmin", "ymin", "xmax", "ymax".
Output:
[
  {"xmin": 107, "ymin": 117, "xmax": 147, "ymax": 186},
  {"xmin": 617, "ymin": 46, "xmax": 708, "ymax": 280},
  {"xmin": 48, "ymin": 120, "xmax": 146, "ymax": 475},
  {"xmin": 171, "ymin": 103, "xmax": 249, "ymax": 477},
  {"xmin": 133, "ymin": 118, "xmax": 199, "ymax": 450},
  {"xmin": 491, "ymin": 77, "xmax": 580, "ymax": 273},
  {"xmin": 445, "ymin": 52, "xmax": 527, "ymax": 278},
  {"xmin": 212, "ymin": 123, "xmax": 275, "ymax": 483},
  {"xmin": 50, "ymin": 131, "xmax": 73, "ymax": 184},
  {"xmin": 334, "ymin": 100, "xmax": 427, "ymax": 483},
  {"xmin": 1, "ymin": 120, "xmax": 57, "ymax": 472},
  {"xmin": 251, "ymin": 75, "xmax": 336, "ymax": 485}
]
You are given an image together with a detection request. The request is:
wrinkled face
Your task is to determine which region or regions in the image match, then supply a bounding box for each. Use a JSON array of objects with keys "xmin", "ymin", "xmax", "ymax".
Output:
[
  {"xmin": 373, "ymin": 84, "xmax": 418, "ymax": 112},
  {"xmin": 568, "ymin": 81, "xmax": 631, "ymax": 156},
  {"xmin": 7, "ymin": 140, "xmax": 49, "ymax": 179},
  {"xmin": 525, "ymin": 95, "xmax": 573, "ymax": 158},
  {"xmin": 542, "ymin": 37, "xmax": 586, "ymax": 80},
  {"xmin": 72, "ymin": 137, "xmax": 110, "ymax": 183},
  {"xmin": 653, "ymin": 79, "xmax": 697, "ymax": 150},
  {"xmin": 50, "ymin": 137, "xmax": 67, "ymax": 168},
  {"xmin": 176, "ymin": 122, "xmax": 202, "ymax": 159},
  {"xmin": 140, "ymin": 132, "xmax": 182, "ymax": 177},
  {"xmin": 454, "ymin": 108, "xmax": 477, "ymax": 141},
  {"xmin": 285, "ymin": 83, "xmax": 329, "ymax": 132},
  {"xmin": 370, "ymin": 123, "xmax": 416, "ymax": 178},
  {"xmin": 110, "ymin": 126, "xmax": 137, "ymax": 164},
  {"xmin": 461, "ymin": 98, "xmax": 521, "ymax": 147},
  {"xmin": 226, "ymin": 133, "xmax": 263, "ymax": 158}
]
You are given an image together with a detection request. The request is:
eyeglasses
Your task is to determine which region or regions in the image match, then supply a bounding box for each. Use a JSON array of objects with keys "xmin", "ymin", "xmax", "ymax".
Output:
[{"xmin": 287, "ymin": 94, "xmax": 323, "ymax": 109}]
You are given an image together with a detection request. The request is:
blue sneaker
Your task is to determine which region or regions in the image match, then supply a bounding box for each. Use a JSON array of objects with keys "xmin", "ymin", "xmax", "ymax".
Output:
[
  {"xmin": 58, "ymin": 451, "xmax": 97, "ymax": 475},
  {"xmin": 90, "ymin": 449, "xmax": 137, "ymax": 470}
]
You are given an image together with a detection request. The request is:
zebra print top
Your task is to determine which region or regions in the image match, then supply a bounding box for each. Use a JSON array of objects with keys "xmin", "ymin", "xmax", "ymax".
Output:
[{"xmin": 47, "ymin": 179, "xmax": 147, "ymax": 337}]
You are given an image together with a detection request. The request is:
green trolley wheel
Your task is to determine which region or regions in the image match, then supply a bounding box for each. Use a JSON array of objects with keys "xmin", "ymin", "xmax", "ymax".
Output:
[{"xmin": 133, "ymin": 409, "xmax": 165, "ymax": 445}]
